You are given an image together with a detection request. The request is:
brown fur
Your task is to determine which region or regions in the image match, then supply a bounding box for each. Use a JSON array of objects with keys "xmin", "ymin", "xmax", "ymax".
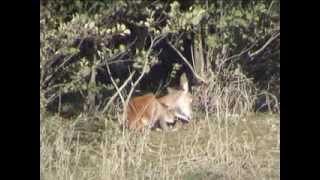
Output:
[
  {"xmin": 126, "ymin": 94, "xmax": 175, "ymax": 131},
  {"xmin": 125, "ymin": 73, "xmax": 193, "ymax": 131}
]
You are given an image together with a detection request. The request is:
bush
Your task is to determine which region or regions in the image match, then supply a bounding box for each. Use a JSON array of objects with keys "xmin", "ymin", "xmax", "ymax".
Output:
[{"xmin": 40, "ymin": 0, "xmax": 280, "ymax": 116}]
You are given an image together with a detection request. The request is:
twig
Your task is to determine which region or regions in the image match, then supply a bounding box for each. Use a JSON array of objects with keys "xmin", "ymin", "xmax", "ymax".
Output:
[
  {"xmin": 219, "ymin": 32, "xmax": 280, "ymax": 64},
  {"xmin": 221, "ymin": 43, "xmax": 257, "ymax": 64},
  {"xmin": 249, "ymin": 32, "xmax": 280, "ymax": 58},
  {"xmin": 42, "ymin": 52, "xmax": 79, "ymax": 87},
  {"xmin": 153, "ymin": 33, "xmax": 169, "ymax": 47},
  {"xmin": 167, "ymin": 41, "xmax": 207, "ymax": 85},
  {"xmin": 121, "ymin": 34, "xmax": 164, "ymax": 123},
  {"xmin": 102, "ymin": 71, "xmax": 136, "ymax": 114},
  {"xmin": 104, "ymin": 56, "xmax": 126, "ymax": 114},
  {"xmin": 97, "ymin": 37, "xmax": 138, "ymax": 70}
]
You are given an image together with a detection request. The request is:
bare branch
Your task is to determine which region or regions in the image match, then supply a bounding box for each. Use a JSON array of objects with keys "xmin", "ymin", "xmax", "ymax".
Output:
[
  {"xmin": 249, "ymin": 32, "xmax": 280, "ymax": 58},
  {"xmin": 167, "ymin": 41, "xmax": 208, "ymax": 85},
  {"xmin": 42, "ymin": 52, "xmax": 79, "ymax": 88},
  {"xmin": 97, "ymin": 37, "xmax": 138, "ymax": 69},
  {"xmin": 104, "ymin": 57, "xmax": 126, "ymax": 114},
  {"xmin": 221, "ymin": 43, "xmax": 257, "ymax": 64},
  {"xmin": 152, "ymin": 33, "xmax": 169, "ymax": 48},
  {"xmin": 102, "ymin": 71, "xmax": 136, "ymax": 114},
  {"xmin": 219, "ymin": 32, "xmax": 280, "ymax": 65},
  {"xmin": 121, "ymin": 33, "xmax": 163, "ymax": 123}
]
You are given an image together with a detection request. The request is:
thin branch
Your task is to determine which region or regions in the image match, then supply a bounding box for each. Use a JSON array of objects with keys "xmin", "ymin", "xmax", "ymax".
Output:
[
  {"xmin": 249, "ymin": 32, "xmax": 280, "ymax": 58},
  {"xmin": 221, "ymin": 43, "xmax": 257, "ymax": 64},
  {"xmin": 167, "ymin": 41, "xmax": 207, "ymax": 85},
  {"xmin": 104, "ymin": 34, "xmax": 167, "ymax": 121},
  {"xmin": 102, "ymin": 71, "xmax": 136, "ymax": 114},
  {"xmin": 42, "ymin": 52, "xmax": 79, "ymax": 87},
  {"xmin": 153, "ymin": 33, "xmax": 169, "ymax": 47},
  {"xmin": 121, "ymin": 33, "xmax": 162, "ymax": 123},
  {"xmin": 96, "ymin": 37, "xmax": 138, "ymax": 70},
  {"xmin": 219, "ymin": 32, "xmax": 280, "ymax": 64},
  {"xmin": 105, "ymin": 57, "xmax": 126, "ymax": 113},
  {"xmin": 190, "ymin": 44, "xmax": 196, "ymax": 71}
]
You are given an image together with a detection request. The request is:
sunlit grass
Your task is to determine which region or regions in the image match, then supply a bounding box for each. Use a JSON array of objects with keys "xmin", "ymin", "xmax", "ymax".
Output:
[{"xmin": 40, "ymin": 111, "xmax": 279, "ymax": 180}]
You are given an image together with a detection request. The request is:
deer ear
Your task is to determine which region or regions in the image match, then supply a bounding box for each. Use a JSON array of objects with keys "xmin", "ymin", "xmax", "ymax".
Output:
[
  {"xmin": 180, "ymin": 73, "xmax": 189, "ymax": 92},
  {"xmin": 181, "ymin": 81, "xmax": 189, "ymax": 92}
]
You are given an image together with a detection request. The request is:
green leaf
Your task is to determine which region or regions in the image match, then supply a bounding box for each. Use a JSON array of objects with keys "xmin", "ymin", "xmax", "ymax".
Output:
[
  {"xmin": 207, "ymin": 35, "xmax": 218, "ymax": 49},
  {"xmin": 191, "ymin": 8, "xmax": 205, "ymax": 25},
  {"xmin": 119, "ymin": 44, "xmax": 126, "ymax": 51},
  {"xmin": 237, "ymin": 19, "xmax": 248, "ymax": 27},
  {"xmin": 68, "ymin": 47, "xmax": 79, "ymax": 54},
  {"xmin": 234, "ymin": 10, "xmax": 242, "ymax": 17},
  {"xmin": 124, "ymin": 29, "xmax": 131, "ymax": 35}
]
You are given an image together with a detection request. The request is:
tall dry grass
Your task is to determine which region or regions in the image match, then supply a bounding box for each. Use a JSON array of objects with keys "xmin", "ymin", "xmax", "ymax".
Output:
[
  {"xmin": 40, "ymin": 111, "xmax": 279, "ymax": 180},
  {"xmin": 41, "ymin": 53, "xmax": 279, "ymax": 180}
]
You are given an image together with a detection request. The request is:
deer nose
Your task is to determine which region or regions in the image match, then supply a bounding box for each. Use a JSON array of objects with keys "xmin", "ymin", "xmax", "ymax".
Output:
[
  {"xmin": 187, "ymin": 113, "xmax": 192, "ymax": 120},
  {"xmin": 184, "ymin": 115, "xmax": 192, "ymax": 122}
]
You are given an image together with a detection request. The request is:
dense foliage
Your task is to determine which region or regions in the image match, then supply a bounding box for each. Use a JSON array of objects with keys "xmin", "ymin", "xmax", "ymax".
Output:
[{"xmin": 40, "ymin": 0, "xmax": 280, "ymax": 116}]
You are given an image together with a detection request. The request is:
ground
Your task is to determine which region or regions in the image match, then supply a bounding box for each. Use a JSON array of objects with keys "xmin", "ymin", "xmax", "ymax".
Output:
[{"xmin": 40, "ymin": 112, "xmax": 280, "ymax": 180}]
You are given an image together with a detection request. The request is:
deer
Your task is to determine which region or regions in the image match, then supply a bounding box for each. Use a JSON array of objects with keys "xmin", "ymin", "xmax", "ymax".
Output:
[{"xmin": 125, "ymin": 73, "xmax": 193, "ymax": 131}]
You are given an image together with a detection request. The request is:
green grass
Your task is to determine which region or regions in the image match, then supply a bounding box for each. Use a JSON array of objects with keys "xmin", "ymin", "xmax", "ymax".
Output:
[{"xmin": 40, "ymin": 112, "xmax": 279, "ymax": 180}]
